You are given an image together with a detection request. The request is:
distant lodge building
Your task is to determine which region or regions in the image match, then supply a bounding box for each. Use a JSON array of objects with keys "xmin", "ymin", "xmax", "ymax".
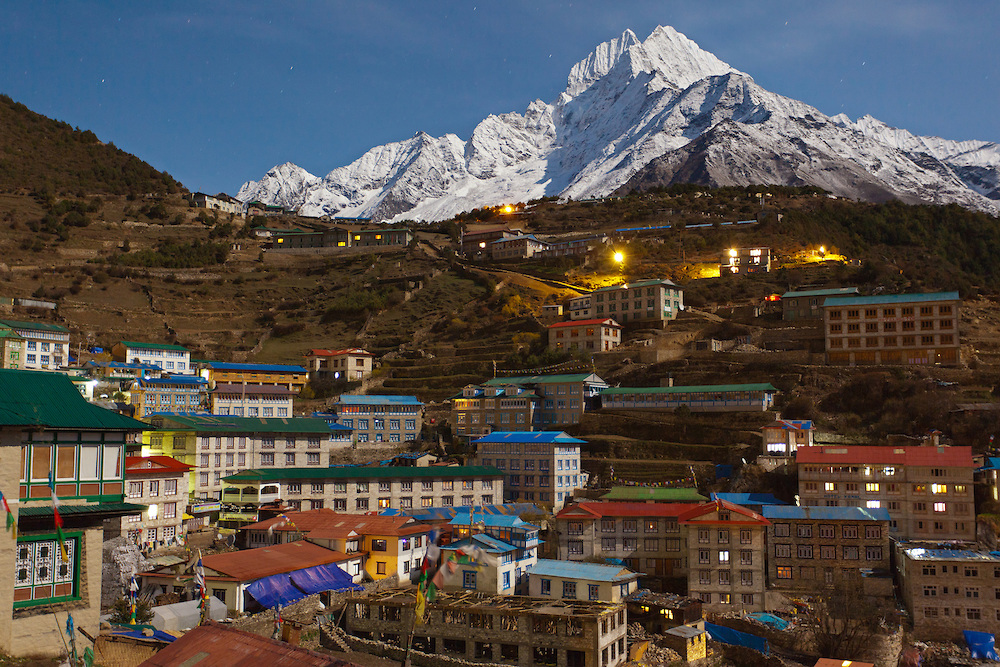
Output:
[
  {"xmin": 823, "ymin": 291, "xmax": 961, "ymax": 365},
  {"xmin": 0, "ymin": 319, "xmax": 71, "ymax": 371},
  {"xmin": 210, "ymin": 383, "xmax": 295, "ymax": 418},
  {"xmin": 720, "ymin": 247, "xmax": 771, "ymax": 275},
  {"xmin": 187, "ymin": 192, "xmax": 243, "ymax": 216},
  {"xmin": 267, "ymin": 226, "xmax": 413, "ymax": 251},
  {"xmin": 567, "ymin": 280, "xmax": 683, "ymax": 329},
  {"xmin": 781, "ymin": 287, "xmax": 859, "ymax": 321},
  {"xmin": 198, "ymin": 361, "xmax": 308, "ymax": 392},
  {"xmin": 599, "ymin": 383, "xmax": 777, "ymax": 413},
  {"xmin": 305, "ymin": 348, "xmax": 375, "ymax": 382},
  {"xmin": 128, "ymin": 375, "xmax": 208, "ymax": 417},
  {"xmin": 548, "ymin": 318, "xmax": 622, "ymax": 353},
  {"xmin": 460, "ymin": 226, "xmax": 522, "ymax": 257},
  {"xmin": 490, "ymin": 233, "xmax": 606, "ymax": 261}
]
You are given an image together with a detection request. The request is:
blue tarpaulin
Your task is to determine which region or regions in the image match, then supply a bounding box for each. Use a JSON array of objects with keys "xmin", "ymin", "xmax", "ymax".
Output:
[
  {"xmin": 248, "ymin": 563, "xmax": 363, "ymax": 609},
  {"xmin": 291, "ymin": 562, "xmax": 364, "ymax": 596},
  {"xmin": 705, "ymin": 622, "xmax": 769, "ymax": 655},
  {"xmin": 111, "ymin": 629, "xmax": 176, "ymax": 643},
  {"xmin": 748, "ymin": 612, "xmax": 790, "ymax": 630},
  {"xmin": 963, "ymin": 630, "xmax": 999, "ymax": 661}
]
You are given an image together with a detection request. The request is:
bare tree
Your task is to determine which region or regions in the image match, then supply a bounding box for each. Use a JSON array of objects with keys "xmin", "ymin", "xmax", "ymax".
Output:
[{"xmin": 806, "ymin": 581, "xmax": 895, "ymax": 660}]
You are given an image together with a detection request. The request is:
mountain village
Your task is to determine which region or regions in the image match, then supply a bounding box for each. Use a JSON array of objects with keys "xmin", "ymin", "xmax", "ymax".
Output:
[{"xmin": 3, "ymin": 18, "xmax": 1000, "ymax": 667}]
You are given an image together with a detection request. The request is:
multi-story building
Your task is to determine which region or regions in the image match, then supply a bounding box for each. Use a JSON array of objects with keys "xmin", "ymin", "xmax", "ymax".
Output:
[
  {"xmin": 491, "ymin": 234, "xmax": 550, "ymax": 260},
  {"xmin": 86, "ymin": 360, "xmax": 163, "ymax": 381},
  {"xmin": 762, "ymin": 506, "xmax": 892, "ymax": 596},
  {"xmin": 452, "ymin": 385, "xmax": 541, "ymax": 439},
  {"xmin": 344, "ymin": 590, "xmax": 628, "ymax": 667},
  {"xmin": 112, "ymin": 341, "xmax": 192, "ymax": 373},
  {"xmin": 897, "ymin": 547, "xmax": 1000, "ymax": 641},
  {"xmin": 210, "ymin": 383, "xmax": 295, "ymax": 418},
  {"xmin": 0, "ymin": 319, "xmax": 70, "ymax": 370},
  {"xmin": 128, "ymin": 376, "xmax": 208, "ymax": 417},
  {"xmin": 120, "ymin": 456, "xmax": 193, "ymax": 547},
  {"xmin": 566, "ymin": 294, "xmax": 594, "ymax": 321},
  {"xmin": 555, "ymin": 502, "xmax": 696, "ymax": 584},
  {"xmin": 442, "ymin": 513, "xmax": 539, "ymax": 594},
  {"xmin": 679, "ymin": 499, "xmax": 769, "ymax": 614},
  {"xmin": 761, "ymin": 419, "xmax": 814, "ymax": 455},
  {"xmin": 240, "ymin": 510, "xmax": 431, "ymax": 582},
  {"xmin": 822, "ymin": 291, "xmax": 961, "ymax": 365},
  {"xmin": 548, "ymin": 319, "xmax": 622, "ymax": 353},
  {"xmin": 305, "ymin": 348, "xmax": 375, "ymax": 382},
  {"xmin": 797, "ymin": 444, "xmax": 976, "ymax": 541},
  {"xmin": 198, "ymin": 361, "xmax": 308, "ymax": 391},
  {"xmin": 720, "ymin": 247, "xmax": 771, "ymax": 275},
  {"xmin": 330, "ymin": 394, "xmax": 424, "ymax": 445},
  {"xmin": 0, "ymin": 369, "xmax": 146, "ymax": 658},
  {"xmin": 141, "ymin": 413, "xmax": 342, "ymax": 502},
  {"xmin": 781, "ymin": 287, "xmax": 859, "ymax": 321},
  {"xmin": 222, "ymin": 465, "xmax": 504, "ymax": 514},
  {"xmin": 0, "ymin": 329, "xmax": 25, "ymax": 369},
  {"xmin": 529, "ymin": 560, "xmax": 640, "ymax": 603},
  {"xmin": 599, "ymin": 383, "xmax": 777, "ymax": 413},
  {"xmin": 189, "ymin": 191, "xmax": 243, "ymax": 215},
  {"xmin": 471, "ymin": 373, "xmax": 607, "ymax": 428},
  {"xmin": 460, "ymin": 226, "xmax": 520, "ymax": 257},
  {"xmin": 588, "ymin": 280, "xmax": 683, "ymax": 328},
  {"xmin": 471, "ymin": 431, "xmax": 586, "ymax": 508}
]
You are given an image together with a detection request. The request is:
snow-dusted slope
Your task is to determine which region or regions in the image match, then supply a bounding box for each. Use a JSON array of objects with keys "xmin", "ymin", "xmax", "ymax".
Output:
[{"xmin": 237, "ymin": 26, "xmax": 1000, "ymax": 221}]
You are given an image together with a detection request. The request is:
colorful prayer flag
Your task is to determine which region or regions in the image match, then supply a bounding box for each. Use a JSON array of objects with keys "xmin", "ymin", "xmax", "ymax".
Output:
[
  {"xmin": 0, "ymin": 489, "xmax": 16, "ymax": 540},
  {"xmin": 48, "ymin": 473, "xmax": 68, "ymax": 563}
]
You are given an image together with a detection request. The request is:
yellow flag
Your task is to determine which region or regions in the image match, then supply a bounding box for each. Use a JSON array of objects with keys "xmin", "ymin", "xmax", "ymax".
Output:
[{"xmin": 414, "ymin": 588, "xmax": 426, "ymax": 625}]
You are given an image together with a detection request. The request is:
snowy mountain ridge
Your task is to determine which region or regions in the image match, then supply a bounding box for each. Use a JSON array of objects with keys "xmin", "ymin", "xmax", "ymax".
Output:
[{"xmin": 237, "ymin": 26, "xmax": 1000, "ymax": 222}]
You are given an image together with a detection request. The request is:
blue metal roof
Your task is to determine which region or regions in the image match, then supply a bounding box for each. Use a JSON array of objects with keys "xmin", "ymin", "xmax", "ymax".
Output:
[
  {"xmin": 88, "ymin": 360, "xmax": 162, "ymax": 371},
  {"xmin": 471, "ymin": 431, "xmax": 585, "ymax": 444},
  {"xmin": 762, "ymin": 506, "xmax": 890, "ymax": 521},
  {"xmin": 903, "ymin": 548, "xmax": 1000, "ymax": 562},
  {"xmin": 448, "ymin": 513, "xmax": 537, "ymax": 530},
  {"xmin": 336, "ymin": 395, "xmax": 423, "ymax": 406},
  {"xmin": 205, "ymin": 361, "xmax": 308, "ymax": 373},
  {"xmin": 712, "ymin": 493, "xmax": 786, "ymax": 506},
  {"xmin": 442, "ymin": 533, "xmax": 517, "ymax": 554},
  {"xmin": 781, "ymin": 287, "xmax": 859, "ymax": 299},
  {"xmin": 823, "ymin": 291, "xmax": 959, "ymax": 308},
  {"xmin": 977, "ymin": 457, "xmax": 1000, "ymax": 472},
  {"xmin": 529, "ymin": 559, "xmax": 637, "ymax": 582},
  {"xmin": 385, "ymin": 502, "xmax": 541, "ymax": 523}
]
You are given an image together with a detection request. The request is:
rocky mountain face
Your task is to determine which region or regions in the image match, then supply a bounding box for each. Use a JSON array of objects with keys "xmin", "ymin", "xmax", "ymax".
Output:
[{"xmin": 238, "ymin": 26, "xmax": 1000, "ymax": 222}]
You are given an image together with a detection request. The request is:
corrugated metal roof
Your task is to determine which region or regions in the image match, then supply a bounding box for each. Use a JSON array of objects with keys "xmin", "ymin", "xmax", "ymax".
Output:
[
  {"xmin": 119, "ymin": 341, "xmax": 190, "ymax": 352},
  {"xmin": 762, "ymin": 506, "xmax": 890, "ymax": 521},
  {"xmin": 19, "ymin": 502, "xmax": 146, "ymax": 519},
  {"xmin": 712, "ymin": 493, "xmax": 786, "ymax": 506},
  {"xmin": 225, "ymin": 465, "xmax": 503, "ymax": 483},
  {"xmin": 0, "ymin": 319, "xmax": 70, "ymax": 333},
  {"xmin": 151, "ymin": 414, "xmax": 333, "ymax": 434},
  {"xmin": 678, "ymin": 498, "xmax": 770, "ymax": 525},
  {"xmin": 125, "ymin": 456, "xmax": 195, "ymax": 475},
  {"xmin": 335, "ymin": 394, "xmax": 423, "ymax": 406},
  {"xmin": 137, "ymin": 376, "xmax": 207, "ymax": 387},
  {"xmin": 796, "ymin": 445, "xmax": 973, "ymax": 468},
  {"xmin": 592, "ymin": 279, "xmax": 680, "ymax": 293},
  {"xmin": 601, "ymin": 383, "xmax": 777, "ymax": 395},
  {"xmin": 203, "ymin": 540, "xmax": 352, "ymax": 581},
  {"xmin": 780, "ymin": 287, "xmax": 859, "ymax": 299},
  {"xmin": 471, "ymin": 431, "xmax": 585, "ymax": 444},
  {"xmin": 212, "ymin": 383, "xmax": 295, "ymax": 395},
  {"xmin": 556, "ymin": 502, "xmax": 696, "ymax": 519},
  {"xmin": 902, "ymin": 548, "xmax": 1000, "ymax": 562},
  {"xmin": 138, "ymin": 621, "xmax": 357, "ymax": 666},
  {"xmin": 442, "ymin": 533, "xmax": 516, "ymax": 554},
  {"xmin": 448, "ymin": 513, "xmax": 536, "ymax": 529},
  {"xmin": 603, "ymin": 487, "xmax": 707, "ymax": 502},
  {"xmin": 205, "ymin": 361, "xmax": 308, "ymax": 373},
  {"xmin": 485, "ymin": 373, "xmax": 605, "ymax": 386},
  {"xmin": 0, "ymin": 369, "xmax": 147, "ymax": 430},
  {"xmin": 822, "ymin": 291, "xmax": 960, "ymax": 308},
  {"xmin": 529, "ymin": 559, "xmax": 637, "ymax": 582},
  {"xmin": 547, "ymin": 318, "xmax": 620, "ymax": 329}
]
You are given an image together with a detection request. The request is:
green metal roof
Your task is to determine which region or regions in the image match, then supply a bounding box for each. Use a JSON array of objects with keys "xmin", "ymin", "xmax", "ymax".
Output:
[
  {"xmin": 781, "ymin": 287, "xmax": 859, "ymax": 299},
  {"xmin": 484, "ymin": 373, "xmax": 604, "ymax": 386},
  {"xmin": 0, "ymin": 369, "xmax": 147, "ymax": 430},
  {"xmin": 0, "ymin": 329, "xmax": 25, "ymax": 340},
  {"xmin": 600, "ymin": 383, "xmax": 777, "ymax": 395},
  {"xmin": 823, "ymin": 291, "xmax": 959, "ymax": 308},
  {"xmin": 592, "ymin": 279, "xmax": 680, "ymax": 293},
  {"xmin": 603, "ymin": 487, "xmax": 708, "ymax": 501},
  {"xmin": 224, "ymin": 465, "xmax": 504, "ymax": 483},
  {"xmin": 151, "ymin": 413, "xmax": 334, "ymax": 434},
  {"xmin": 18, "ymin": 502, "xmax": 146, "ymax": 519},
  {"xmin": 118, "ymin": 341, "xmax": 190, "ymax": 352},
  {"xmin": 0, "ymin": 319, "xmax": 70, "ymax": 333}
]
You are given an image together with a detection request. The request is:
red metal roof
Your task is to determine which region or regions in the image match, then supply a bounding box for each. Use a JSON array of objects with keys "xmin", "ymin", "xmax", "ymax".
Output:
[
  {"xmin": 124, "ymin": 456, "xmax": 194, "ymax": 475},
  {"xmin": 241, "ymin": 510, "xmax": 430, "ymax": 539},
  {"xmin": 547, "ymin": 318, "xmax": 621, "ymax": 329},
  {"xmin": 796, "ymin": 445, "xmax": 973, "ymax": 468},
  {"xmin": 678, "ymin": 498, "xmax": 770, "ymax": 525},
  {"xmin": 556, "ymin": 502, "xmax": 696, "ymax": 519},
  {"xmin": 202, "ymin": 540, "xmax": 352, "ymax": 581},
  {"xmin": 139, "ymin": 622, "xmax": 360, "ymax": 666}
]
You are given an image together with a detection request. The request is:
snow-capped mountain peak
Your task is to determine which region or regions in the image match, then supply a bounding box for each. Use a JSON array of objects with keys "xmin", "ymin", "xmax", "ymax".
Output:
[{"xmin": 238, "ymin": 26, "xmax": 1000, "ymax": 222}]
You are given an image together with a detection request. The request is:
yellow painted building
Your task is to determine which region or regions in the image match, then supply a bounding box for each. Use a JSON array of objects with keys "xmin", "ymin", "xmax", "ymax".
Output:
[{"xmin": 199, "ymin": 361, "xmax": 308, "ymax": 392}]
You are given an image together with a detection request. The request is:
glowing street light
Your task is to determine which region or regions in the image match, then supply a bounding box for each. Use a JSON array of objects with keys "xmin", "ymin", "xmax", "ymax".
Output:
[
  {"xmin": 613, "ymin": 251, "xmax": 624, "ymax": 265},
  {"xmin": 502, "ymin": 205, "xmax": 514, "ymax": 214},
  {"xmin": 819, "ymin": 246, "xmax": 826, "ymax": 255}
]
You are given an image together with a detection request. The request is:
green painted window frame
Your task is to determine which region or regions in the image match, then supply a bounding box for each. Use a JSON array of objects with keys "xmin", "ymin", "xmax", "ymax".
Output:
[{"xmin": 13, "ymin": 531, "xmax": 83, "ymax": 609}]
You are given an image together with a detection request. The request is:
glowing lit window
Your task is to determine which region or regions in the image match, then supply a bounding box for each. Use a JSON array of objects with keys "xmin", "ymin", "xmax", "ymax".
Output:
[
  {"xmin": 824, "ymin": 483, "xmax": 835, "ymax": 491},
  {"xmin": 866, "ymin": 500, "xmax": 881, "ymax": 509},
  {"xmin": 866, "ymin": 483, "xmax": 879, "ymax": 492},
  {"xmin": 933, "ymin": 502, "xmax": 946, "ymax": 513},
  {"xmin": 931, "ymin": 484, "xmax": 947, "ymax": 494}
]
